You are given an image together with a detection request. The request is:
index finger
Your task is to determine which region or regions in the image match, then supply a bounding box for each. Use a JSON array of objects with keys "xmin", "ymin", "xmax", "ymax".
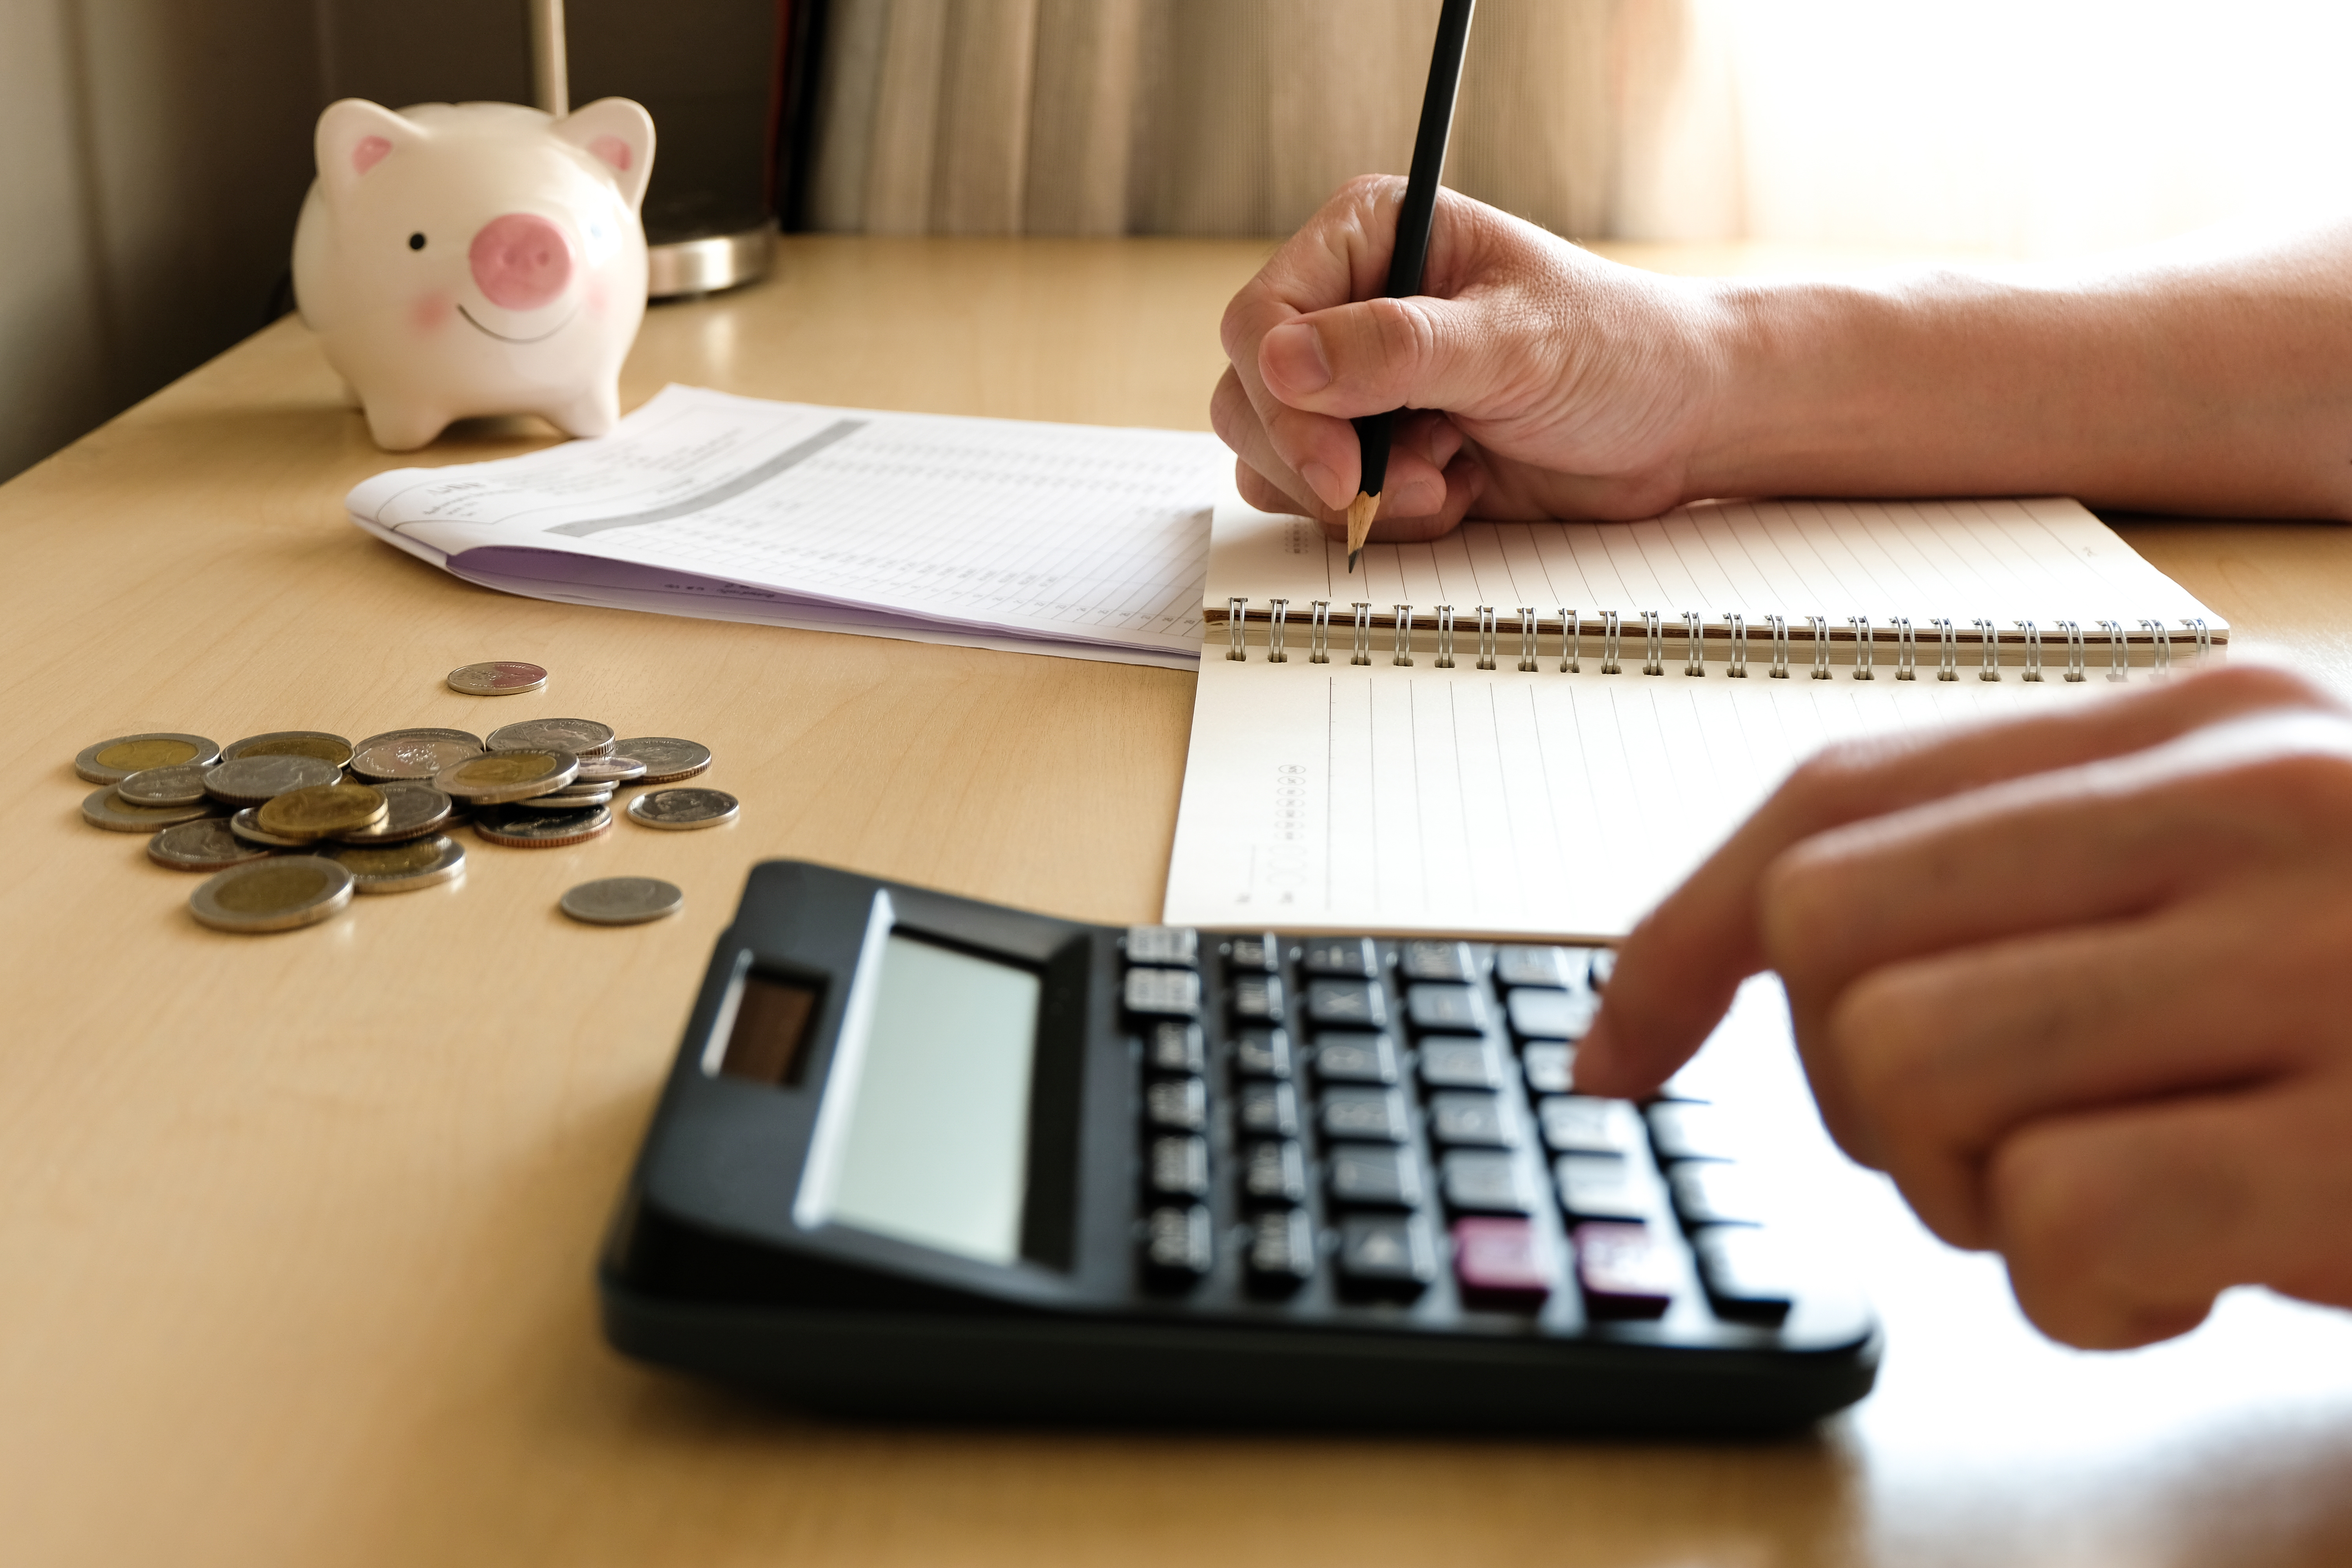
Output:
[{"xmin": 1570, "ymin": 664, "xmax": 2334, "ymax": 1099}]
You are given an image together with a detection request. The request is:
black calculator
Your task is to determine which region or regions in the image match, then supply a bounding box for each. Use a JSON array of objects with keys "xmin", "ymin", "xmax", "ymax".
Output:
[{"xmin": 599, "ymin": 860, "xmax": 1878, "ymax": 1432}]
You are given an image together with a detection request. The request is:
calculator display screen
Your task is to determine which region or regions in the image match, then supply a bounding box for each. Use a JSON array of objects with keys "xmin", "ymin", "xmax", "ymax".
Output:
[{"xmin": 822, "ymin": 934, "xmax": 1041, "ymax": 1265}]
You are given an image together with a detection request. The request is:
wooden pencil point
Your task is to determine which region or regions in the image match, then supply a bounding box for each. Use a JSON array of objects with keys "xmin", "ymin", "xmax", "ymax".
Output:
[{"xmin": 1345, "ymin": 491, "xmax": 1379, "ymax": 570}]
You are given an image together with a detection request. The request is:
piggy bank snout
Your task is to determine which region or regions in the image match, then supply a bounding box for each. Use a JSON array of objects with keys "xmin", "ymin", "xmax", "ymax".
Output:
[{"xmin": 468, "ymin": 213, "xmax": 574, "ymax": 311}]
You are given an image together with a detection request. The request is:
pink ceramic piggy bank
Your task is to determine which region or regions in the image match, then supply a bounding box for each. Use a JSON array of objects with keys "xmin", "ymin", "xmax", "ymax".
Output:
[{"xmin": 292, "ymin": 97, "xmax": 655, "ymax": 451}]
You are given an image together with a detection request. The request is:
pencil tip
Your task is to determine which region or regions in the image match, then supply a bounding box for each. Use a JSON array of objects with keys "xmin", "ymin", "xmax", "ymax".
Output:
[{"xmin": 1347, "ymin": 549, "xmax": 1360, "ymax": 574}]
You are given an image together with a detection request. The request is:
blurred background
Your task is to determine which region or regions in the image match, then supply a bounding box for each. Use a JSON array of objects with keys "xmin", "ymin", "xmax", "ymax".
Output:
[{"xmin": 7, "ymin": 0, "xmax": 2352, "ymax": 483}]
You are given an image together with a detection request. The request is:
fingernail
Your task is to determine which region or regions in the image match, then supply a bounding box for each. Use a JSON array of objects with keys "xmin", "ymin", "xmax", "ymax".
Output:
[
  {"xmin": 1263, "ymin": 321, "xmax": 1333, "ymax": 396},
  {"xmin": 1299, "ymin": 461, "xmax": 1347, "ymax": 511},
  {"xmin": 1394, "ymin": 475, "xmax": 1443, "ymax": 516}
]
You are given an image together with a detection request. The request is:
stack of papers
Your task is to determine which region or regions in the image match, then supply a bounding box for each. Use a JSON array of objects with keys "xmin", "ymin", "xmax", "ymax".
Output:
[{"xmin": 344, "ymin": 385, "xmax": 1230, "ymax": 668}]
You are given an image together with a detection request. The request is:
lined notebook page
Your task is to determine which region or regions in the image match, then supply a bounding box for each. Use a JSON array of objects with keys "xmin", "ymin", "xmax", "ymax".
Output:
[
  {"xmin": 1163, "ymin": 647, "xmax": 2128, "ymax": 940},
  {"xmin": 1206, "ymin": 496, "xmax": 2226, "ymax": 646},
  {"xmin": 347, "ymin": 386, "xmax": 1227, "ymax": 661}
]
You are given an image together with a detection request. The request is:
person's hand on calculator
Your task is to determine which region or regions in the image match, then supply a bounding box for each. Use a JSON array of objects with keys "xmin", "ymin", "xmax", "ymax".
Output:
[{"xmin": 1573, "ymin": 664, "xmax": 2352, "ymax": 1351}]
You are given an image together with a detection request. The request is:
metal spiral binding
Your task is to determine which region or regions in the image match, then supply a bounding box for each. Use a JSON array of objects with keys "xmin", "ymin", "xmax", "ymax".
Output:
[
  {"xmin": 2140, "ymin": 617, "xmax": 2171, "ymax": 674},
  {"xmin": 1973, "ymin": 617, "xmax": 2000, "ymax": 680},
  {"xmin": 1309, "ymin": 600, "xmax": 1331, "ymax": 663},
  {"xmin": 1267, "ymin": 598, "xmax": 1289, "ymax": 663},
  {"xmin": 1351, "ymin": 602, "xmax": 1372, "ymax": 665},
  {"xmin": 1600, "ymin": 611, "xmax": 1622, "ymax": 674},
  {"xmin": 2017, "ymin": 620, "xmax": 2044, "ymax": 681},
  {"xmin": 1893, "ymin": 617, "xmax": 1916, "ymax": 680},
  {"xmin": 1766, "ymin": 614, "xmax": 1791, "ymax": 677},
  {"xmin": 1934, "ymin": 617, "xmax": 1958, "ymax": 681},
  {"xmin": 1393, "ymin": 604, "xmax": 1414, "ymax": 666},
  {"xmin": 2183, "ymin": 617, "xmax": 2210, "ymax": 662},
  {"xmin": 1434, "ymin": 605, "xmax": 1456, "ymax": 668},
  {"xmin": 1850, "ymin": 615, "xmax": 1875, "ymax": 680},
  {"xmin": 1476, "ymin": 606, "xmax": 1498, "ymax": 670},
  {"xmin": 1561, "ymin": 610, "xmax": 1581, "ymax": 673},
  {"xmin": 1807, "ymin": 615, "xmax": 1832, "ymax": 679},
  {"xmin": 1724, "ymin": 613, "xmax": 1748, "ymax": 677},
  {"xmin": 1518, "ymin": 606, "xmax": 1540, "ymax": 671},
  {"xmin": 1226, "ymin": 597, "xmax": 1247, "ymax": 661},
  {"xmin": 1683, "ymin": 611, "xmax": 1705, "ymax": 675},
  {"xmin": 2096, "ymin": 619, "xmax": 2127, "ymax": 680},
  {"xmin": 2056, "ymin": 619, "xmax": 2086, "ymax": 682},
  {"xmin": 1641, "ymin": 610, "xmax": 1664, "ymax": 675}
]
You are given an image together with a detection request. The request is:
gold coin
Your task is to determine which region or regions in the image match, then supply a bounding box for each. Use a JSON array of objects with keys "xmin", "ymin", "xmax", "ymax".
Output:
[
  {"xmin": 223, "ymin": 731, "xmax": 355, "ymax": 767},
  {"xmin": 434, "ymin": 748, "xmax": 579, "ymax": 804},
  {"xmin": 329, "ymin": 834, "xmax": 466, "ymax": 893},
  {"xmin": 75, "ymin": 732, "xmax": 220, "ymax": 784},
  {"xmin": 255, "ymin": 782, "xmax": 389, "ymax": 840},
  {"xmin": 189, "ymin": 857, "xmax": 353, "ymax": 933}
]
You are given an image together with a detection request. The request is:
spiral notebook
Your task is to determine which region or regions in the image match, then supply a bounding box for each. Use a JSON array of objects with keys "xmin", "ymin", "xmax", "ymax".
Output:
[{"xmin": 1163, "ymin": 495, "xmax": 2227, "ymax": 940}]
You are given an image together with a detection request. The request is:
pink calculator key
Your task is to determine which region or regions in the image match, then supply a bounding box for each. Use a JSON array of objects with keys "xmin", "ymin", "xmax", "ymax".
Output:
[
  {"xmin": 1573, "ymin": 1221, "xmax": 1678, "ymax": 1318},
  {"xmin": 1452, "ymin": 1217, "xmax": 1551, "ymax": 1305}
]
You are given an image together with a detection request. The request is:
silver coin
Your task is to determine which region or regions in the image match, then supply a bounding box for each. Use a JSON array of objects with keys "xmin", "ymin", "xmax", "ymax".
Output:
[
  {"xmin": 82, "ymin": 786, "xmax": 220, "ymax": 833},
  {"xmin": 116, "ymin": 763, "xmax": 215, "ymax": 806},
  {"xmin": 612, "ymin": 737, "xmax": 711, "ymax": 783},
  {"xmin": 331, "ymin": 781, "xmax": 455, "ymax": 844},
  {"xmin": 204, "ymin": 754, "xmax": 343, "ymax": 806},
  {"xmin": 627, "ymin": 788, "xmax": 740, "ymax": 831},
  {"xmin": 230, "ymin": 807, "xmax": 310, "ymax": 848},
  {"xmin": 348, "ymin": 736, "xmax": 482, "ymax": 782},
  {"xmin": 74, "ymin": 733, "xmax": 220, "ymax": 785},
  {"xmin": 485, "ymin": 717, "xmax": 615, "ymax": 757},
  {"xmin": 473, "ymin": 802, "xmax": 614, "ymax": 848},
  {"xmin": 573, "ymin": 754, "xmax": 647, "ymax": 785},
  {"xmin": 447, "ymin": 661, "xmax": 548, "ymax": 697},
  {"xmin": 433, "ymin": 749, "xmax": 579, "ymax": 804},
  {"xmin": 188, "ymin": 855, "xmax": 353, "ymax": 933},
  {"xmin": 329, "ymin": 833, "xmax": 466, "ymax": 893},
  {"xmin": 559, "ymin": 876, "xmax": 684, "ymax": 926},
  {"xmin": 147, "ymin": 818, "xmax": 275, "ymax": 872},
  {"xmin": 520, "ymin": 784, "xmax": 615, "ymax": 808},
  {"xmin": 221, "ymin": 730, "xmax": 354, "ymax": 767},
  {"xmin": 353, "ymin": 727, "xmax": 483, "ymax": 754}
]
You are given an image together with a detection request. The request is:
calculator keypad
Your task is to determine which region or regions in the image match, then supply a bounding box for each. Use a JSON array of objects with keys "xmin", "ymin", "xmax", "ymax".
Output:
[{"xmin": 1122, "ymin": 930, "xmax": 1792, "ymax": 1330}]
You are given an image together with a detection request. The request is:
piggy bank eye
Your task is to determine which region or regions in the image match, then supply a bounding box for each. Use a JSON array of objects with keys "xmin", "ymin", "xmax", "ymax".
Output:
[{"xmin": 407, "ymin": 232, "xmax": 426, "ymax": 251}]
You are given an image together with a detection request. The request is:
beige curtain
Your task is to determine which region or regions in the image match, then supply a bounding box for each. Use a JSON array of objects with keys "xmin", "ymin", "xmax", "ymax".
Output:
[{"xmin": 804, "ymin": 0, "xmax": 1734, "ymax": 239}]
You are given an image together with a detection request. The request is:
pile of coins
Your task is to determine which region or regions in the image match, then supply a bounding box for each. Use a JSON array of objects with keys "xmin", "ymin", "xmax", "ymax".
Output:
[{"xmin": 73, "ymin": 664, "xmax": 737, "ymax": 935}]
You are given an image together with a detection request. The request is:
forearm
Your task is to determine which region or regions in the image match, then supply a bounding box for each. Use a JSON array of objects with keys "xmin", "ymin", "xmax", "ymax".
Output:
[{"xmin": 1687, "ymin": 221, "xmax": 2352, "ymax": 519}]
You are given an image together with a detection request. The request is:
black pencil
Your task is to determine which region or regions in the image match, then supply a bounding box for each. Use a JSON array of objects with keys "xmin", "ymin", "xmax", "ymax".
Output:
[{"xmin": 1347, "ymin": 0, "xmax": 1477, "ymax": 573}]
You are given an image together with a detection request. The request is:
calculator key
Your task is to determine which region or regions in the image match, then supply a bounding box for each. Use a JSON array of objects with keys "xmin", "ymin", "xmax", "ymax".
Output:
[
  {"xmin": 1234, "ymin": 1025, "xmax": 1294, "ymax": 1079},
  {"xmin": 1399, "ymin": 940, "xmax": 1475, "ymax": 982},
  {"xmin": 1537, "ymin": 1096, "xmax": 1645, "ymax": 1156},
  {"xmin": 1338, "ymin": 1213, "xmax": 1437, "ymax": 1296},
  {"xmin": 1146, "ymin": 1020, "xmax": 1205, "ymax": 1074},
  {"xmin": 1647, "ymin": 1101, "xmax": 1739, "ymax": 1161},
  {"xmin": 1493, "ymin": 944, "xmax": 1588, "ymax": 990},
  {"xmin": 1238, "ymin": 1081, "xmax": 1300, "ymax": 1138},
  {"xmin": 1126, "ymin": 926, "xmax": 1199, "ymax": 967},
  {"xmin": 1505, "ymin": 987, "xmax": 1597, "ymax": 1042},
  {"xmin": 1520, "ymin": 1042, "xmax": 1575, "ymax": 1095},
  {"xmin": 1554, "ymin": 1153, "xmax": 1650, "ymax": 1221},
  {"xmin": 1321, "ymin": 1085, "xmax": 1410, "ymax": 1142},
  {"xmin": 1124, "ymin": 967, "xmax": 1201, "ymax": 1018},
  {"xmin": 1693, "ymin": 1225, "xmax": 1796, "ymax": 1323},
  {"xmin": 1419, "ymin": 1037, "xmax": 1504, "ymax": 1090},
  {"xmin": 1247, "ymin": 1207, "xmax": 1317, "ymax": 1290},
  {"xmin": 1312, "ymin": 1030, "xmax": 1399, "ymax": 1085},
  {"xmin": 1588, "ymin": 949, "xmax": 1616, "ymax": 989},
  {"xmin": 1243, "ymin": 1139, "xmax": 1308, "ymax": 1205},
  {"xmin": 1452, "ymin": 1216, "xmax": 1552, "ymax": 1307},
  {"xmin": 1230, "ymin": 973, "xmax": 1285, "ymax": 1022},
  {"xmin": 1300, "ymin": 936, "xmax": 1378, "ymax": 977},
  {"xmin": 1405, "ymin": 983, "xmax": 1488, "ymax": 1034},
  {"xmin": 1145, "ymin": 1076, "xmax": 1207, "ymax": 1132},
  {"xmin": 1427, "ymin": 1090, "xmax": 1514, "ymax": 1148},
  {"xmin": 1441, "ymin": 1149, "xmax": 1537, "ymax": 1214},
  {"xmin": 1224, "ymin": 933, "xmax": 1279, "ymax": 972},
  {"xmin": 1144, "ymin": 1204, "xmax": 1213, "ymax": 1280},
  {"xmin": 1149, "ymin": 1134, "xmax": 1210, "ymax": 1198},
  {"xmin": 1306, "ymin": 977, "xmax": 1388, "ymax": 1028},
  {"xmin": 1327, "ymin": 1143, "xmax": 1426, "ymax": 1208},
  {"xmin": 1572, "ymin": 1221, "xmax": 1677, "ymax": 1318},
  {"xmin": 1668, "ymin": 1161, "xmax": 1763, "ymax": 1226}
]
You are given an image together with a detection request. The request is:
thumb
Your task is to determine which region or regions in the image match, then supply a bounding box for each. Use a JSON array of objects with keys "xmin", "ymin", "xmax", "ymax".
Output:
[{"xmin": 1258, "ymin": 292, "xmax": 1521, "ymax": 422}]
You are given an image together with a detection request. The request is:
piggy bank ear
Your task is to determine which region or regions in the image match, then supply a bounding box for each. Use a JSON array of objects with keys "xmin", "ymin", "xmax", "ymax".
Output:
[
  {"xmin": 316, "ymin": 99, "xmax": 423, "ymax": 201},
  {"xmin": 555, "ymin": 98, "xmax": 656, "ymax": 213}
]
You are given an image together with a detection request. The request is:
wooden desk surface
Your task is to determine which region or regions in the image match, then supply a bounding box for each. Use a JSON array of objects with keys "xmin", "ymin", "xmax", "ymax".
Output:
[{"xmin": 5, "ymin": 236, "xmax": 2352, "ymax": 1567}]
